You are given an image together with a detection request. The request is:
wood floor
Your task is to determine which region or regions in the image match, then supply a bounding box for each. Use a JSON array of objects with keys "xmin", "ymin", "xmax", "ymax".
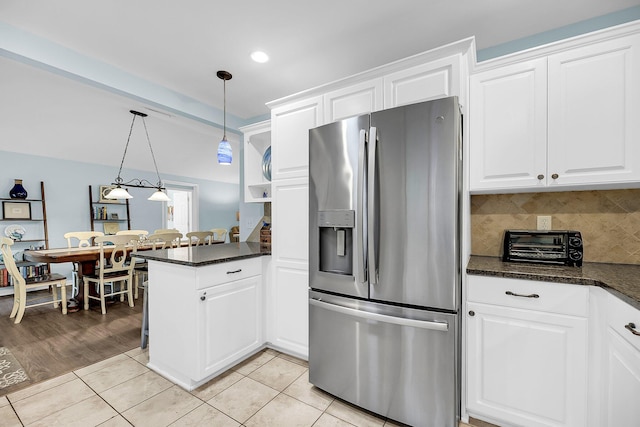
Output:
[{"xmin": 0, "ymin": 288, "xmax": 143, "ymax": 397}]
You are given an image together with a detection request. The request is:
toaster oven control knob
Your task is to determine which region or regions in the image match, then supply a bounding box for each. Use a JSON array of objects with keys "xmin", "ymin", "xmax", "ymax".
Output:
[
  {"xmin": 569, "ymin": 250, "xmax": 583, "ymax": 260},
  {"xmin": 569, "ymin": 237, "xmax": 582, "ymax": 247}
]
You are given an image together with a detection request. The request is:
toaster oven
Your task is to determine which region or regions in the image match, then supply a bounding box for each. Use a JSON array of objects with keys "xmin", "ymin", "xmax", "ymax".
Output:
[{"xmin": 502, "ymin": 230, "xmax": 583, "ymax": 266}]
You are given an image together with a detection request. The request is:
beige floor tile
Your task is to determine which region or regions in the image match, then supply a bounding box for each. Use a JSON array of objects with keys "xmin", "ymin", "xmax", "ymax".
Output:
[
  {"xmin": 283, "ymin": 371, "xmax": 333, "ymax": 411},
  {"xmin": 122, "ymin": 384, "xmax": 202, "ymax": 427},
  {"xmin": 74, "ymin": 353, "xmax": 130, "ymax": 377},
  {"xmin": 169, "ymin": 403, "xmax": 241, "ymax": 427},
  {"xmin": 207, "ymin": 376, "xmax": 279, "ymax": 423},
  {"xmin": 98, "ymin": 415, "xmax": 134, "ymax": 427},
  {"xmin": 232, "ymin": 350, "xmax": 276, "ymax": 375},
  {"xmin": 190, "ymin": 370, "xmax": 244, "ymax": 402},
  {"xmin": 124, "ymin": 346, "xmax": 145, "ymax": 358},
  {"xmin": 277, "ymin": 352, "xmax": 309, "ymax": 368},
  {"xmin": 28, "ymin": 394, "xmax": 118, "ymax": 427},
  {"xmin": 131, "ymin": 350, "xmax": 149, "ymax": 366},
  {"xmin": 264, "ymin": 348, "xmax": 279, "ymax": 356},
  {"xmin": 81, "ymin": 357, "xmax": 150, "ymax": 393},
  {"xmin": 100, "ymin": 369, "xmax": 173, "ymax": 412},
  {"xmin": 245, "ymin": 393, "xmax": 322, "ymax": 427},
  {"xmin": 0, "ymin": 405, "xmax": 22, "ymax": 427},
  {"xmin": 313, "ymin": 412, "xmax": 356, "ymax": 427},
  {"xmin": 325, "ymin": 399, "xmax": 386, "ymax": 427},
  {"xmin": 11, "ymin": 378, "xmax": 96, "ymax": 425},
  {"xmin": 0, "ymin": 396, "xmax": 9, "ymax": 407},
  {"xmin": 248, "ymin": 357, "xmax": 307, "ymax": 391},
  {"xmin": 7, "ymin": 372, "xmax": 77, "ymax": 403}
]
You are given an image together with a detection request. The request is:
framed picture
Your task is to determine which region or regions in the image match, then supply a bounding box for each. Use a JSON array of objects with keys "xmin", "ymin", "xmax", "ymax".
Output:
[
  {"xmin": 2, "ymin": 201, "xmax": 31, "ymax": 219},
  {"xmin": 99, "ymin": 185, "xmax": 119, "ymax": 203},
  {"xmin": 103, "ymin": 222, "xmax": 120, "ymax": 235},
  {"xmin": 111, "ymin": 213, "xmax": 119, "ymax": 220}
]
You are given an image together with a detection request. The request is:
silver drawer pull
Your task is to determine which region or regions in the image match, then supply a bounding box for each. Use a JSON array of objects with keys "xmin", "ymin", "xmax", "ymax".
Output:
[
  {"xmin": 505, "ymin": 291, "xmax": 540, "ymax": 299},
  {"xmin": 226, "ymin": 269, "xmax": 242, "ymax": 274},
  {"xmin": 625, "ymin": 323, "xmax": 640, "ymax": 336}
]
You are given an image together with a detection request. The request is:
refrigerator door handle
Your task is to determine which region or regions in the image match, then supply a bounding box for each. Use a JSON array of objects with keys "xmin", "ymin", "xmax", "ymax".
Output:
[
  {"xmin": 355, "ymin": 129, "xmax": 367, "ymax": 284},
  {"xmin": 367, "ymin": 126, "xmax": 378, "ymax": 285},
  {"xmin": 310, "ymin": 298, "xmax": 449, "ymax": 332}
]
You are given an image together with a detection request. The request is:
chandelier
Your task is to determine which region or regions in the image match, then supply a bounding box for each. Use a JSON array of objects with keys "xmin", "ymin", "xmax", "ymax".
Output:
[{"xmin": 105, "ymin": 110, "xmax": 171, "ymax": 202}]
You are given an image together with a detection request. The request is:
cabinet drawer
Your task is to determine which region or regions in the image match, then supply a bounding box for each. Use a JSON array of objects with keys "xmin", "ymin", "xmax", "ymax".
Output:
[
  {"xmin": 196, "ymin": 257, "xmax": 262, "ymax": 290},
  {"xmin": 607, "ymin": 293, "xmax": 640, "ymax": 352},
  {"xmin": 468, "ymin": 275, "xmax": 589, "ymax": 317}
]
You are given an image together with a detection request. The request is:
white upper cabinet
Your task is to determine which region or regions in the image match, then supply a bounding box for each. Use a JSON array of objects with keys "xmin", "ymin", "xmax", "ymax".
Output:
[
  {"xmin": 384, "ymin": 56, "xmax": 461, "ymax": 108},
  {"xmin": 469, "ymin": 58, "xmax": 548, "ymax": 190},
  {"xmin": 547, "ymin": 33, "xmax": 640, "ymax": 187},
  {"xmin": 323, "ymin": 78, "xmax": 383, "ymax": 123},
  {"xmin": 470, "ymin": 28, "xmax": 640, "ymax": 193},
  {"xmin": 271, "ymin": 96, "xmax": 323, "ymax": 180}
]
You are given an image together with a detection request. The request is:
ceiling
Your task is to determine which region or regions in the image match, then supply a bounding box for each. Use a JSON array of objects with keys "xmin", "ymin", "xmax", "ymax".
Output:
[{"xmin": 1, "ymin": 1, "xmax": 638, "ymax": 183}]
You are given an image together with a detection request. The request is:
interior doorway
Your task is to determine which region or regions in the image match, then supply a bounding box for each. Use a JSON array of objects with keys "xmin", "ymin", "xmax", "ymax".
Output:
[{"xmin": 163, "ymin": 181, "xmax": 199, "ymax": 236}]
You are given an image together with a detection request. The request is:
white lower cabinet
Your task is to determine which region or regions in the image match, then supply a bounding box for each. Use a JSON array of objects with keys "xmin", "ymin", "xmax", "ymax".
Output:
[
  {"xmin": 148, "ymin": 257, "xmax": 263, "ymax": 390},
  {"xmin": 466, "ymin": 276, "xmax": 588, "ymax": 427},
  {"xmin": 601, "ymin": 293, "xmax": 640, "ymax": 427}
]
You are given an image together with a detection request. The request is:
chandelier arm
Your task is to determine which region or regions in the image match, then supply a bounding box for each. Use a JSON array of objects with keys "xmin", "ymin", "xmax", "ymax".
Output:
[
  {"xmin": 141, "ymin": 116, "xmax": 164, "ymax": 188},
  {"xmin": 114, "ymin": 114, "xmax": 137, "ymax": 185}
]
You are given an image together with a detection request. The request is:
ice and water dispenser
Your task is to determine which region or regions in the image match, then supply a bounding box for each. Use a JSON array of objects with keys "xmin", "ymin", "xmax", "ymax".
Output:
[{"xmin": 317, "ymin": 210, "xmax": 354, "ymax": 276}]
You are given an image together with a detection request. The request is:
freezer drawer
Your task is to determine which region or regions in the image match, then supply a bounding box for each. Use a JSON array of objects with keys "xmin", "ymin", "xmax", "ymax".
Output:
[{"xmin": 309, "ymin": 292, "xmax": 459, "ymax": 427}]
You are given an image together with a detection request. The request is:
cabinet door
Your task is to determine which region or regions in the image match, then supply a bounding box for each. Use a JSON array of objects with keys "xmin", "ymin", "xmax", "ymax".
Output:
[
  {"xmin": 269, "ymin": 177, "xmax": 309, "ymax": 358},
  {"xmin": 604, "ymin": 327, "xmax": 640, "ymax": 426},
  {"xmin": 323, "ymin": 78, "xmax": 383, "ymax": 123},
  {"xmin": 198, "ymin": 275, "xmax": 262, "ymax": 379},
  {"xmin": 548, "ymin": 34, "xmax": 640, "ymax": 186},
  {"xmin": 383, "ymin": 56, "xmax": 460, "ymax": 108},
  {"xmin": 271, "ymin": 96, "xmax": 322, "ymax": 180},
  {"xmin": 467, "ymin": 302, "xmax": 588, "ymax": 427},
  {"xmin": 469, "ymin": 59, "xmax": 548, "ymax": 192}
]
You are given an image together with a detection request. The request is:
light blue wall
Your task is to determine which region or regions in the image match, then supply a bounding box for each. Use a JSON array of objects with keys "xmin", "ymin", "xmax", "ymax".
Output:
[
  {"xmin": 1, "ymin": 150, "xmax": 239, "ymax": 279},
  {"xmin": 478, "ymin": 6, "xmax": 640, "ymax": 61}
]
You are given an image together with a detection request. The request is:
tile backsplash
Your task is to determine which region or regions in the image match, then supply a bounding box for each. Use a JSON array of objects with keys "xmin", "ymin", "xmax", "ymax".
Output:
[{"xmin": 470, "ymin": 189, "xmax": 640, "ymax": 264}]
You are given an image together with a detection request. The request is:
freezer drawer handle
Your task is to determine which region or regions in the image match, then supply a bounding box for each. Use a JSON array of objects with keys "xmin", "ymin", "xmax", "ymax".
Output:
[
  {"xmin": 505, "ymin": 291, "xmax": 539, "ymax": 299},
  {"xmin": 625, "ymin": 323, "xmax": 640, "ymax": 336},
  {"xmin": 310, "ymin": 298, "xmax": 448, "ymax": 331}
]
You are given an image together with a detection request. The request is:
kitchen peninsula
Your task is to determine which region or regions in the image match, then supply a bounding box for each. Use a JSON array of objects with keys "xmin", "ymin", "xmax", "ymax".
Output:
[{"xmin": 135, "ymin": 242, "xmax": 271, "ymax": 390}]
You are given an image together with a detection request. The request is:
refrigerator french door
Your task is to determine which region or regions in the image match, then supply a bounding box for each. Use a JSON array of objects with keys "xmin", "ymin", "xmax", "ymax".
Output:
[{"xmin": 309, "ymin": 97, "xmax": 461, "ymax": 427}]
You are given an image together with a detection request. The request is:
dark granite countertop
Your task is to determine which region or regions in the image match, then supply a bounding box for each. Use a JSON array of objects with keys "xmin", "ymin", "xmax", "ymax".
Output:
[
  {"xmin": 135, "ymin": 242, "xmax": 271, "ymax": 267},
  {"xmin": 467, "ymin": 255, "xmax": 640, "ymax": 310}
]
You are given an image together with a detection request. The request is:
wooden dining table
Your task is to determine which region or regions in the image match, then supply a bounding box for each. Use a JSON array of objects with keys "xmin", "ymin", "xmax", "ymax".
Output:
[{"xmin": 24, "ymin": 240, "xmax": 224, "ymax": 310}]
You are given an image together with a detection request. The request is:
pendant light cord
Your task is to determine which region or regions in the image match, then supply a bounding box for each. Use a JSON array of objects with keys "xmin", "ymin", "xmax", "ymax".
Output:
[
  {"xmin": 223, "ymin": 78, "xmax": 227, "ymax": 140},
  {"xmin": 141, "ymin": 116, "xmax": 164, "ymax": 188},
  {"xmin": 114, "ymin": 114, "xmax": 137, "ymax": 185}
]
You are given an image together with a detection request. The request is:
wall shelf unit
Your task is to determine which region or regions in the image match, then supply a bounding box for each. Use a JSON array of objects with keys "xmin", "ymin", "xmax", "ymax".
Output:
[
  {"xmin": 0, "ymin": 181, "xmax": 50, "ymax": 296},
  {"xmin": 240, "ymin": 121, "xmax": 272, "ymax": 203},
  {"xmin": 88, "ymin": 185, "xmax": 131, "ymax": 234}
]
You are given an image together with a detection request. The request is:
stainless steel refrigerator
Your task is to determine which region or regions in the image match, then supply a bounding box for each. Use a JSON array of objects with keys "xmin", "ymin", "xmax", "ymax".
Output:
[{"xmin": 308, "ymin": 96, "xmax": 461, "ymax": 427}]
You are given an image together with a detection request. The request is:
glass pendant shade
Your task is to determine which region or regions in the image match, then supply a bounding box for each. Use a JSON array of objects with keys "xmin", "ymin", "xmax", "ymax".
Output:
[
  {"xmin": 105, "ymin": 186, "xmax": 133, "ymax": 200},
  {"xmin": 217, "ymin": 138, "xmax": 232, "ymax": 165},
  {"xmin": 148, "ymin": 189, "xmax": 171, "ymax": 202}
]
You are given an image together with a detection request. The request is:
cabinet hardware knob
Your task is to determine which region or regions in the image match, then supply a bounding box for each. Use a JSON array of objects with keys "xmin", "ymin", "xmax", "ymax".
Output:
[
  {"xmin": 625, "ymin": 322, "xmax": 640, "ymax": 336},
  {"xmin": 505, "ymin": 291, "xmax": 540, "ymax": 298},
  {"xmin": 200, "ymin": 296, "xmax": 205, "ymax": 301},
  {"xmin": 537, "ymin": 174, "xmax": 544, "ymax": 180},
  {"xmin": 551, "ymin": 173, "xmax": 559, "ymax": 179},
  {"xmin": 226, "ymin": 269, "xmax": 242, "ymax": 274},
  {"xmin": 469, "ymin": 310, "xmax": 475, "ymax": 316}
]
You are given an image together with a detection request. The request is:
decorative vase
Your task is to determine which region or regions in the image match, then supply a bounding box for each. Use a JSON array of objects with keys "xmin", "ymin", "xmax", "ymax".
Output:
[{"xmin": 9, "ymin": 179, "xmax": 28, "ymax": 199}]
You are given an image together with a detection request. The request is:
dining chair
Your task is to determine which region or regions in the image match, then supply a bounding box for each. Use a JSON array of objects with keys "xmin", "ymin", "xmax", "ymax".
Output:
[
  {"xmin": 153, "ymin": 228, "xmax": 180, "ymax": 235},
  {"xmin": 64, "ymin": 231, "xmax": 105, "ymax": 298},
  {"xmin": 83, "ymin": 235, "xmax": 136, "ymax": 315},
  {"xmin": 115, "ymin": 230, "xmax": 149, "ymax": 299},
  {"xmin": 210, "ymin": 228, "xmax": 228, "ymax": 243},
  {"xmin": 186, "ymin": 231, "xmax": 214, "ymax": 247},
  {"xmin": 147, "ymin": 232, "xmax": 183, "ymax": 249},
  {"xmin": 1, "ymin": 237, "xmax": 68, "ymax": 323}
]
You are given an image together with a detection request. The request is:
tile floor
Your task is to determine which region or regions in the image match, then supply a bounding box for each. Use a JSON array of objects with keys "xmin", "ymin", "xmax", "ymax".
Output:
[{"xmin": 0, "ymin": 347, "xmax": 414, "ymax": 426}]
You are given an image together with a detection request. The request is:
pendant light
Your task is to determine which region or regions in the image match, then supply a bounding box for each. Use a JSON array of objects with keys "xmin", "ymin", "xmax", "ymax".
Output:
[
  {"xmin": 106, "ymin": 110, "xmax": 171, "ymax": 202},
  {"xmin": 217, "ymin": 70, "xmax": 233, "ymax": 165}
]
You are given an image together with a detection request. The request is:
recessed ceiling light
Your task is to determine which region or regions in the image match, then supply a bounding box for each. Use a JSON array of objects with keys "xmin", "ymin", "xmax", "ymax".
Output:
[{"xmin": 251, "ymin": 51, "xmax": 269, "ymax": 63}]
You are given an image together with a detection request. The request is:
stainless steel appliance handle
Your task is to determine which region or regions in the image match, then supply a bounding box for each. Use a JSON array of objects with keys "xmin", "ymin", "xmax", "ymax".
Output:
[
  {"xmin": 310, "ymin": 298, "xmax": 449, "ymax": 331},
  {"xmin": 355, "ymin": 129, "xmax": 367, "ymax": 284},
  {"xmin": 367, "ymin": 126, "xmax": 377, "ymax": 285}
]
